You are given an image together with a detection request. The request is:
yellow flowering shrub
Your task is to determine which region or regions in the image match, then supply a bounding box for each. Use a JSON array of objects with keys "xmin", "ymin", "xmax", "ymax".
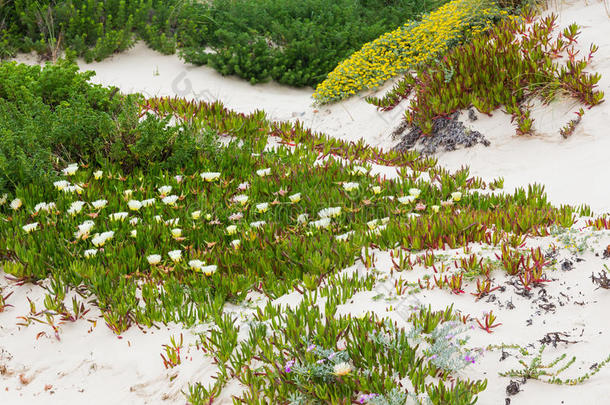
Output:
[{"xmin": 313, "ymin": 0, "xmax": 507, "ymax": 104}]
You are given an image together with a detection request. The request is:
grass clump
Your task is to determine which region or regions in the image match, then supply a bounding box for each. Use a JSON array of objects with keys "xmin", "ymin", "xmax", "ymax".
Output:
[{"xmin": 312, "ymin": 0, "xmax": 507, "ymax": 104}]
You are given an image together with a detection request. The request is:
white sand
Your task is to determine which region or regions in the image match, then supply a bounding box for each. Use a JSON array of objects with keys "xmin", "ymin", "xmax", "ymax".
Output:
[{"xmin": 4, "ymin": 0, "xmax": 610, "ymax": 404}]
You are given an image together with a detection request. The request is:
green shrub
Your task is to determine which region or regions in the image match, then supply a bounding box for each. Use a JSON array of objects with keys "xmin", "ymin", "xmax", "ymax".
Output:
[{"xmin": 0, "ymin": 59, "xmax": 198, "ymax": 195}]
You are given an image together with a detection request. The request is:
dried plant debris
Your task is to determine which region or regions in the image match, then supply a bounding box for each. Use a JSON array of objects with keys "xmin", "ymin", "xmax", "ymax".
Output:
[
  {"xmin": 394, "ymin": 112, "xmax": 490, "ymax": 154},
  {"xmin": 591, "ymin": 270, "xmax": 610, "ymax": 289},
  {"xmin": 539, "ymin": 332, "xmax": 577, "ymax": 348}
]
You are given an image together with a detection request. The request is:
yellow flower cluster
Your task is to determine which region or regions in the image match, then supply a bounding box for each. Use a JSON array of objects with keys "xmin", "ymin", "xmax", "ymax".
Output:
[{"xmin": 313, "ymin": 0, "xmax": 506, "ymax": 104}]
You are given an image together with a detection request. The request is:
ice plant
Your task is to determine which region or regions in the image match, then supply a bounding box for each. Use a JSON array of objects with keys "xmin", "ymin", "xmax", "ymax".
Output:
[
  {"xmin": 256, "ymin": 168, "xmax": 271, "ymax": 177},
  {"xmin": 130, "ymin": 229, "xmax": 137, "ymax": 238},
  {"xmin": 333, "ymin": 362, "xmax": 352, "ymax": 376},
  {"xmin": 397, "ymin": 196, "xmax": 415, "ymax": 205},
  {"xmin": 67, "ymin": 201, "xmax": 85, "ymax": 215},
  {"xmin": 22, "ymin": 222, "xmax": 38, "ymax": 233},
  {"xmin": 162, "ymin": 195, "xmax": 179, "ymax": 205},
  {"xmin": 231, "ymin": 239, "xmax": 241, "ymax": 249},
  {"xmin": 318, "ymin": 207, "xmax": 341, "ymax": 219},
  {"xmin": 91, "ymin": 199, "xmax": 108, "ymax": 210},
  {"xmin": 409, "ymin": 188, "xmax": 421, "ymax": 198},
  {"xmin": 201, "ymin": 265, "xmax": 217, "ymax": 276},
  {"xmin": 142, "ymin": 198, "xmax": 155, "ymax": 207},
  {"xmin": 123, "ymin": 189, "xmax": 133, "ymax": 197},
  {"xmin": 250, "ymin": 221, "xmax": 266, "ymax": 229},
  {"xmin": 75, "ymin": 220, "xmax": 95, "ymax": 239},
  {"xmin": 256, "ymin": 202, "xmax": 269, "ymax": 213},
  {"xmin": 310, "ymin": 217, "xmax": 331, "ymax": 229},
  {"xmin": 127, "ymin": 200, "xmax": 142, "ymax": 211},
  {"xmin": 451, "ymin": 192, "xmax": 463, "ymax": 202},
  {"xmin": 226, "ymin": 225, "xmax": 238, "ymax": 235},
  {"xmin": 83, "ymin": 249, "xmax": 97, "ymax": 258},
  {"xmin": 188, "ymin": 259, "xmax": 203, "ymax": 270},
  {"xmin": 297, "ymin": 213, "xmax": 309, "ymax": 224},
  {"xmin": 62, "ymin": 163, "xmax": 78, "ymax": 176},
  {"xmin": 372, "ymin": 186, "xmax": 381, "ymax": 195},
  {"xmin": 229, "ymin": 212, "xmax": 244, "ymax": 221},
  {"xmin": 191, "ymin": 210, "xmax": 201, "ymax": 220},
  {"xmin": 91, "ymin": 231, "xmax": 114, "ymax": 247},
  {"xmin": 288, "ymin": 193, "xmax": 301, "ymax": 203},
  {"xmin": 158, "ymin": 185, "xmax": 172, "ymax": 196},
  {"xmin": 0, "ymin": 193, "xmax": 7, "ymax": 205},
  {"xmin": 168, "ymin": 250, "xmax": 182, "ymax": 262},
  {"xmin": 147, "ymin": 254, "xmax": 161, "ymax": 265},
  {"xmin": 343, "ymin": 182, "xmax": 359, "ymax": 192},
  {"xmin": 233, "ymin": 194, "xmax": 249, "ymax": 206},
  {"xmin": 171, "ymin": 228, "xmax": 182, "ymax": 238},
  {"xmin": 93, "ymin": 170, "xmax": 103, "ymax": 179},
  {"xmin": 200, "ymin": 172, "xmax": 221, "ymax": 182},
  {"xmin": 10, "ymin": 198, "xmax": 22, "ymax": 210},
  {"xmin": 109, "ymin": 212, "xmax": 128, "ymax": 221}
]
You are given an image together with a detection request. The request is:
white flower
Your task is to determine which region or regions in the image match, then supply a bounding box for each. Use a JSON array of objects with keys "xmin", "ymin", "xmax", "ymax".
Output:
[
  {"xmin": 168, "ymin": 250, "xmax": 182, "ymax": 262},
  {"xmin": 171, "ymin": 228, "xmax": 182, "ymax": 238},
  {"xmin": 229, "ymin": 212, "xmax": 243, "ymax": 221},
  {"xmin": 333, "ymin": 362, "xmax": 352, "ymax": 376},
  {"xmin": 165, "ymin": 218, "xmax": 179, "ymax": 226},
  {"xmin": 397, "ymin": 196, "xmax": 415, "ymax": 205},
  {"xmin": 91, "ymin": 231, "xmax": 114, "ymax": 247},
  {"xmin": 432, "ymin": 205, "xmax": 440, "ymax": 213},
  {"xmin": 188, "ymin": 259, "xmax": 203, "ymax": 270},
  {"xmin": 62, "ymin": 163, "xmax": 79, "ymax": 176},
  {"xmin": 84, "ymin": 249, "xmax": 97, "ymax": 258},
  {"xmin": 335, "ymin": 231, "xmax": 354, "ymax": 241},
  {"xmin": 233, "ymin": 194, "xmax": 249, "ymax": 205},
  {"xmin": 53, "ymin": 180, "xmax": 70, "ymax": 190},
  {"xmin": 175, "ymin": 175, "xmax": 183, "ymax": 183},
  {"xmin": 93, "ymin": 170, "xmax": 103, "ymax": 180},
  {"xmin": 367, "ymin": 219, "xmax": 379, "ymax": 230},
  {"xmin": 129, "ymin": 217, "xmax": 140, "ymax": 226},
  {"xmin": 154, "ymin": 215, "xmax": 164, "ymax": 223},
  {"xmin": 127, "ymin": 200, "xmax": 142, "ymax": 211},
  {"xmin": 75, "ymin": 220, "xmax": 95, "ymax": 239},
  {"xmin": 351, "ymin": 166, "xmax": 368, "ymax": 175},
  {"xmin": 158, "ymin": 185, "xmax": 172, "ymax": 196},
  {"xmin": 310, "ymin": 217, "xmax": 331, "ymax": 229},
  {"xmin": 231, "ymin": 239, "xmax": 241, "ymax": 248},
  {"xmin": 91, "ymin": 199, "xmax": 107, "ymax": 209},
  {"xmin": 141, "ymin": 198, "xmax": 155, "ymax": 207},
  {"xmin": 250, "ymin": 221, "xmax": 266, "ymax": 229},
  {"xmin": 130, "ymin": 229, "xmax": 137, "ymax": 238},
  {"xmin": 237, "ymin": 181, "xmax": 250, "ymax": 191},
  {"xmin": 147, "ymin": 254, "xmax": 161, "ymax": 265},
  {"xmin": 201, "ymin": 265, "xmax": 217, "ymax": 276},
  {"xmin": 33, "ymin": 202, "xmax": 53, "ymax": 213},
  {"xmin": 297, "ymin": 213, "xmax": 309, "ymax": 224},
  {"xmin": 226, "ymin": 225, "xmax": 238, "ymax": 235},
  {"xmin": 372, "ymin": 186, "xmax": 381, "ymax": 195},
  {"xmin": 64, "ymin": 184, "xmax": 83, "ymax": 194},
  {"xmin": 0, "ymin": 193, "xmax": 7, "ymax": 205},
  {"xmin": 205, "ymin": 214, "xmax": 212, "ymax": 221},
  {"xmin": 123, "ymin": 189, "xmax": 133, "ymax": 198},
  {"xmin": 381, "ymin": 217, "xmax": 390, "ymax": 225},
  {"xmin": 22, "ymin": 222, "xmax": 39, "ymax": 233},
  {"xmin": 451, "ymin": 192, "xmax": 462, "ymax": 202},
  {"xmin": 256, "ymin": 168, "xmax": 271, "ymax": 177},
  {"xmin": 200, "ymin": 172, "xmax": 221, "ymax": 182},
  {"xmin": 256, "ymin": 202, "xmax": 269, "ymax": 213},
  {"xmin": 318, "ymin": 207, "xmax": 341, "ymax": 219},
  {"xmin": 343, "ymin": 182, "xmax": 359, "ymax": 192},
  {"xmin": 191, "ymin": 210, "xmax": 201, "ymax": 220},
  {"xmin": 67, "ymin": 201, "xmax": 85, "ymax": 215},
  {"xmin": 162, "ymin": 195, "xmax": 179, "ymax": 205},
  {"xmin": 409, "ymin": 188, "xmax": 421, "ymax": 198},
  {"xmin": 109, "ymin": 212, "xmax": 128, "ymax": 221},
  {"xmin": 289, "ymin": 193, "xmax": 301, "ymax": 203},
  {"xmin": 10, "ymin": 198, "xmax": 22, "ymax": 210}
]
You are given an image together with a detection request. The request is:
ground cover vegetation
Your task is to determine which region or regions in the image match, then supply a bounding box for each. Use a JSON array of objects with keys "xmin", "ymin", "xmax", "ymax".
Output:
[
  {"xmin": 0, "ymin": 0, "xmax": 455, "ymax": 86},
  {"xmin": 4, "ymin": 59, "xmax": 609, "ymax": 402},
  {"xmin": 369, "ymin": 11, "xmax": 604, "ymax": 138}
]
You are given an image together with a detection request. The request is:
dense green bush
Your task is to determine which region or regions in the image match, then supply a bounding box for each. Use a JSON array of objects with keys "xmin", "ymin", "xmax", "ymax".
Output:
[
  {"xmin": 0, "ymin": 0, "xmax": 451, "ymax": 87},
  {"xmin": 0, "ymin": 59, "xmax": 198, "ymax": 195}
]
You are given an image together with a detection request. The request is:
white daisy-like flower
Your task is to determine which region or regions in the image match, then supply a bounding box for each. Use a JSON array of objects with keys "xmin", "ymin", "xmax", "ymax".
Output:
[
  {"xmin": 175, "ymin": 175, "xmax": 183, "ymax": 183},
  {"xmin": 165, "ymin": 218, "xmax": 179, "ymax": 226},
  {"xmin": 33, "ymin": 202, "xmax": 49, "ymax": 213},
  {"xmin": 256, "ymin": 168, "xmax": 271, "ymax": 177},
  {"xmin": 297, "ymin": 213, "xmax": 309, "ymax": 224},
  {"xmin": 397, "ymin": 196, "xmax": 415, "ymax": 205},
  {"xmin": 162, "ymin": 195, "xmax": 178, "ymax": 205},
  {"xmin": 154, "ymin": 215, "xmax": 164, "ymax": 223},
  {"xmin": 367, "ymin": 219, "xmax": 379, "ymax": 230},
  {"xmin": 310, "ymin": 217, "xmax": 331, "ymax": 229},
  {"xmin": 250, "ymin": 220, "xmax": 266, "ymax": 229},
  {"xmin": 91, "ymin": 199, "xmax": 107, "ymax": 210},
  {"xmin": 343, "ymin": 182, "xmax": 359, "ymax": 192},
  {"xmin": 381, "ymin": 217, "xmax": 390, "ymax": 225},
  {"xmin": 230, "ymin": 239, "xmax": 241, "ymax": 248},
  {"xmin": 200, "ymin": 172, "xmax": 221, "ymax": 182},
  {"xmin": 333, "ymin": 362, "xmax": 352, "ymax": 376},
  {"xmin": 147, "ymin": 254, "xmax": 161, "ymax": 265},
  {"xmin": 130, "ymin": 229, "xmax": 137, "ymax": 238},
  {"xmin": 63, "ymin": 184, "xmax": 83, "ymax": 194},
  {"xmin": 84, "ymin": 249, "xmax": 97, "ymax": 258},
  {"xmin": 123, "ymin": 189, "xmax": 133, "ymax": 198},
  {"xmin": 10, "ymin": 198, "xmax": 22, "ymax": 210},
  {"xmin": 75, "ymin": 220, "xmax": 95, "ymax": 239},
  {"xmin": 158, "ymin": 185, "xmax": 172, "ymax": 196},
  {"xmin": 67, "ymin": 201, "xmax": 85, "ymax": 215},
  {"xmin": 201, "ymin": 265, "xmax": 217, "ymax": 276},
  {"xmin": 141, "ymin": 198, "xmax": 155, "ymax": 207},
  {"xmin": 233, "ymin": 194, "xmax": 249, "ymax": 205},
  {"xmin": 372, "ymin": 186, "xmax": 381, "ymax": 195},
  {"xmin": 127, "ymin": 200, "xmax": 142, "ymax": 211},
  {"xmin": 288, "ymin": 193, "xmax": 301, "ymax": 203},
  {"xmin": 191, "ymin": 210, "xmax": 201, "ymax": 220},
  {"xmin": 93, "ymin": 170, "xmax": 103, "ymax": 180},
  {"xmin": 188, "ymin": 259, "xmax": 203, "ymax": 270},
  {"xmin": 256, "ymin": 202, "xmax": 269, "ymax": 213},
  {"xmin": 351, "ymin": 166, "xmax": 368, "ymax": 175},
  {"xmin": 451, "ymin": 191, "xmax": 462, "ymax": 202},
  {"xmin": 318, "ymin": 207, "xmax": 341, "ymax": 219},
  {"xmin": 168, "ymin": 250, "xmax": 182, "ymax": 262},
  {"xmin": 0, "ymin": 193, "xmax": 7, "ymax": 205},
  {"xmin": 432, "ymin": 205, "xmax": 440, "ymax": 213},
  {"xmin": 22, "ymin": 222, "xmax": 39, "ymax": 233},
  {"xmin": 205, "ymin": 214, "xmax": 212, "ymax": 221},
  {"xmin": 237, "ymin": 181, "xmax": 250, "ymax": 191},
  {"xmin": 229, "ymin": 212, "xmax": 243, "ymax": 221},
  {"xmin": 109, "ymin": 212, "xmax": 128, "ymax": 221},
  {"xmin": 129, "ymin": 217, "xmax": 140, "ymax": 226},
  {"xmin": 226, "ymin": 225, "xmax": 238, "ymax": 235},
  {"xmin": 409, "ymin": 188, "xmax": 421, "ymax": 198},
  {"xmin": 91, "ymin": 231, "xmax": 114, "ymax": 247},
  {"xmin": 62, "ymin": 163, "xmax": 79, "ymax": 176},
  {"xmin": 171, "ymin": 228, "xmax": 182, "ymax": 238},
  {"xmin": 53, "ymin": 180, "xmax": 70, "ymax": 190},
  {"xmin": 335, "ymin": 231, "xmax": 354, "ymax": 241}
]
